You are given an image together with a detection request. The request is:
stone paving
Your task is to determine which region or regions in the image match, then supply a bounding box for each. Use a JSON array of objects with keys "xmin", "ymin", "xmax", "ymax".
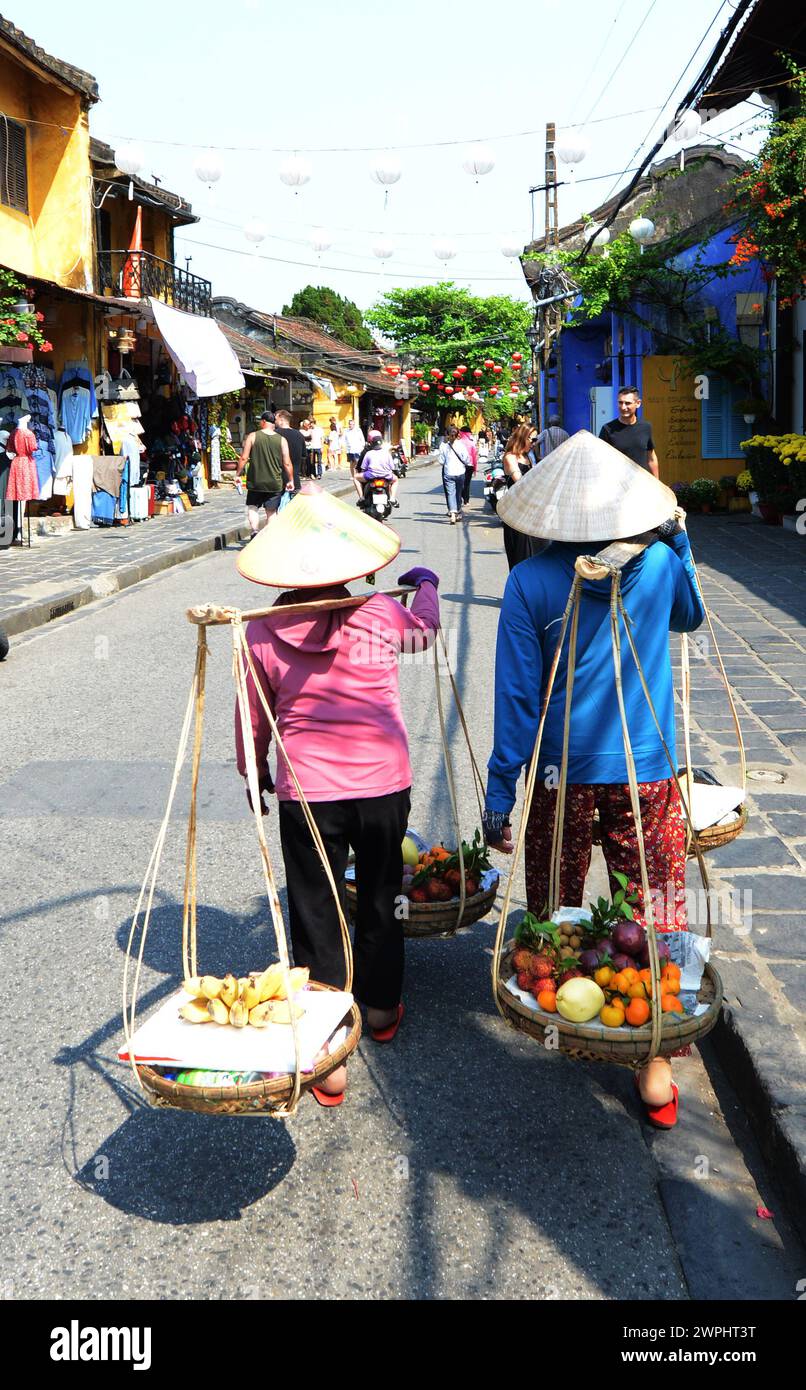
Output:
[{"xmin": 676, "ymin": 514, "xmax": 806, "ymax": 1231}]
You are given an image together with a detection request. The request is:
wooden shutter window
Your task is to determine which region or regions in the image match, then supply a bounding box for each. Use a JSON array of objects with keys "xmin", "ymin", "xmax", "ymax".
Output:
[{"xmin": 0, "ymin": 118, "xmax": 29, "ymax": 214}]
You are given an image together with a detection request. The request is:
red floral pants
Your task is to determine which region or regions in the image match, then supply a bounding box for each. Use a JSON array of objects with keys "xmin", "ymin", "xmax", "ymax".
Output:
[{"xmin": 525, "ymin": 779, "xmax": 688, "ymax": 931}]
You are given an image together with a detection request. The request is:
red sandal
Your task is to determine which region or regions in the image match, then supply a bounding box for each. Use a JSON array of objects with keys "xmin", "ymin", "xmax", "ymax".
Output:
[
  {"xmin": 635, "ymin": 1073, "xmax": 679, "ymax": 1129},
  {"xmin": 370, "ymin": 1003, "xmax": 404, "ymax": 1044},
  {"xmin": 310, "ymin": 1085, "xmax": 345, "ymax": 1107}
]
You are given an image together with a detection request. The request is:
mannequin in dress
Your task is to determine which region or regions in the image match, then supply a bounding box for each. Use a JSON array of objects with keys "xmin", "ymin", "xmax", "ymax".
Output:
[{"xmin": 6, "ymin": 414, "xmax": 39, "ymax": 543}]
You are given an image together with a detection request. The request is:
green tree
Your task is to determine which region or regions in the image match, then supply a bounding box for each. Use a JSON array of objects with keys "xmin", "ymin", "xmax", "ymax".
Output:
[
  {"xmin": 365, "ymin": 283, "xmax": 532, "ymax": 419},
  {"xmin": 281, "ymin": 285, "xmax": 375, "ymax": 350}
]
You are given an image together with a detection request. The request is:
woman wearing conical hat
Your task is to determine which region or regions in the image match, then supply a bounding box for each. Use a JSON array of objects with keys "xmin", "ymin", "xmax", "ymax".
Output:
[
  {"xmin": 235, "ymin": 485, "xmax": 439, "ymax": 1104},
  {"xmin": 483, "ymin": 432, "xmax": 706, "ymax": 1129}
]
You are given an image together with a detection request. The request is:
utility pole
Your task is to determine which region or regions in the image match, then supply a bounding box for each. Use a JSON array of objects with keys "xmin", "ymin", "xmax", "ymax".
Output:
[{"xmin": 540, "ymin": 121, "xmax": 562, "ymax": 433}]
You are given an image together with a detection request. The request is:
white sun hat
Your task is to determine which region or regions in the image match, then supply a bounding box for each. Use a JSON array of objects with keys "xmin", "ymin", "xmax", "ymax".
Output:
[{"xmin": 496, "ymin": 429, "xmax": 677, "ymax": 542}]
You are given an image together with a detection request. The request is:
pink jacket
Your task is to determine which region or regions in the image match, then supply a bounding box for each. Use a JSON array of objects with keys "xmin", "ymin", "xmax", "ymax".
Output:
[{"xmin": 235, "ymin": 584, "xmax": 440, "ymax": 801}]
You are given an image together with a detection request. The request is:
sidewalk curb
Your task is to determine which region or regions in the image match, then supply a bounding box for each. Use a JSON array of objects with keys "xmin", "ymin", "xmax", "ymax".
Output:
[
  {"xmin": 1, "ymin": 454, "xmax": 439, "ymax": 640},
  {"xmin": 710, "ymin": 957, "xmax": 806, "ymax": 1246}
]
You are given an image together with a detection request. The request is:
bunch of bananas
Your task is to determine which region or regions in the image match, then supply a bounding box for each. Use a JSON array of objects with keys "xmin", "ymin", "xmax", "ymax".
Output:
[{"xmin": 179, "ymin": 965, "xmax": 308, "ymax": 1028}]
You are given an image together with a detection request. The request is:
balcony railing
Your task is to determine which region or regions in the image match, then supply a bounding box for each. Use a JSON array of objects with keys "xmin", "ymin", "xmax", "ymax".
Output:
[{"xmin": 97, "ymin": 250, "xmax": 212, "ymax": 317}]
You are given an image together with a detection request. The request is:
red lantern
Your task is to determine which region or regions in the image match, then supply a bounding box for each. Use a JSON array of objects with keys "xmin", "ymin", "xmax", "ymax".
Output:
[
  {"xmin": 445, "ymin": 386, "xmax": 454, "ymax": 395},
  {"xmin": 405, "ymin": 369, "xmax": 416, "ymax": 379},
  {"xmin": 473, "ymin": 368, "xmax": 483, "ymax": 378},
  {"xmin": 437, "ymin": 384, "xmax": 444, "ymax": 392},
  {"xmin": 512, "ymin": 351, "xmax": 522, "ymax": 362},
  {"xmin": 455, "ymin": 364, "xmax": 467, "ymax": 374},
  {"xmin": 420, "ymin": 382, "xmax": 430, "ymax": 392},
  {"xmin": 453, "ymin": 369, "xmax": 462, "ymax": 378},
  {"xmin": 489, "ymin": 387, "xmax": 498, "ymax": 396},
  {"xmin": 493, "ymin": 364, "xmax": 502, "ymax": 374},
  {"xmin": 484, "ymin": 358, "xmax": 495, "ymax": 369},
  {"xmin": 430, "ymin": 368, "xmax": 440, "ymax": 378}
]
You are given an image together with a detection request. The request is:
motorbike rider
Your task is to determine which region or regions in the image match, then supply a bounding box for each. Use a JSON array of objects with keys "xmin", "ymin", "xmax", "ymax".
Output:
[{"xmin": 359, "ymin": 431, "xmax": 400, "ymax": 509}]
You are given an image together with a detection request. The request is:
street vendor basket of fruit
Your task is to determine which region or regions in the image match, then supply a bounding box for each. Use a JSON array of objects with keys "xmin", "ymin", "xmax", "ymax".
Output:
[
  {"xmin": 345, "ymin": 828, "xmax": 499, "ymax": 937},
  {"xmin": 495, "ymin": 876, "xmax": 722, "ymax": 1065}
]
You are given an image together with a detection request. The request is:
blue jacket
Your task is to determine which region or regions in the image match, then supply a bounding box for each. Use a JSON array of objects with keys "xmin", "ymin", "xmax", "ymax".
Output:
[{"xmin": 486, "ymin": 532, "xmax": 705, "ymax": 813}]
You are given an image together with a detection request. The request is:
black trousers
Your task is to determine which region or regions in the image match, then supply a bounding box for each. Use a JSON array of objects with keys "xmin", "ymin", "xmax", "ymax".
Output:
[
  {"xmin": 278, "ymin": 788, "xmax": 411, "ymax": 1009},
  {"xmin": 462, "ymin": 464, "xmax": 474, "ymax": 505}
]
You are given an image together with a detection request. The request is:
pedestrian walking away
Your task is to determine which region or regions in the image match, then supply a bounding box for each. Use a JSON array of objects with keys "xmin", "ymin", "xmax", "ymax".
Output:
[
  {"xmin": 500, "ymin": 423, "xmax": 537, "ymax": 569},
  {"xmin": 235, "ymin": 486, "xmax": 440, "ymax": 1102},
  {"xmin": 535, "ymin": 414, "xmax": 569, "ymax": 460},
  {"xmin": 599, "ymin": 386, "xmax": 659, "ymax": 477},
  {"xmin": 237, "ymin": 411, "xmax": 295, "ymax": 537},
  {"xmin": 458, "ymin": 424, "xmax": 478, "ymax": 506},
  {"xmin": 438, "ymin": 425, "xmax": 470, "ymax": 524},
  {"xmin": 299, "ymin": 419, "xmax": 314, "ymax": 479},
  {"xmin": 485, "ymin": 429, "xmax": 705, "ymax": 1127},
  {"xmin": 274, "ymin": 408, "xmax": 307, "ymax": 491}
]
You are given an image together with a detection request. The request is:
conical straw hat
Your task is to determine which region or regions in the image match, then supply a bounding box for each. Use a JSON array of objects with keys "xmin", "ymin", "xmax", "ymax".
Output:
[
  {"xmin": 236, "ymin": 487, "xmax": 401, "ymax": 588},
  {"xmin": 496, "ymin": 429, "xmax": 677, "ymax": 542}
]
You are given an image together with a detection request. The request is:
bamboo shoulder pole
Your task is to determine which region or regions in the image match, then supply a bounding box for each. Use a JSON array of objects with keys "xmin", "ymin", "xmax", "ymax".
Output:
[{"xmin": 187, "ymin": 588, "xmax": 415, "ymax": 627}]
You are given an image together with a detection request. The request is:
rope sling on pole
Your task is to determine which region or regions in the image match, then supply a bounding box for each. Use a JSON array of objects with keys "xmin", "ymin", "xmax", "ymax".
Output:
[{"xmin": 492, "ymin": 542, "xmax": 726, "ymax": 1066}]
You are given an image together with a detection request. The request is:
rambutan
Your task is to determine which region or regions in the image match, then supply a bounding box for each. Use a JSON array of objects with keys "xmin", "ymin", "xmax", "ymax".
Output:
[
  {"xmin": 512, "ymin": 947, "xmax": 537, "ymax": 973},
  {"xmin": 516, "ymin": 970, "xmax": 534, "ymax": 990},
  {"xmin": 533, "ymin": 955, "xmax": 555, "ymax": 979}
]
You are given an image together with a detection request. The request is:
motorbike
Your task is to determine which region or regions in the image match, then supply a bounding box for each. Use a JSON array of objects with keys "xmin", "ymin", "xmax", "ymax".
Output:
[
  {"xmin": 391, "ymin": 446, "xmax": 408, "ymax": 479},
  {"xmin": 359, "ymin": 477, "xmax": 394, "ymax": 523},
  {"xmin": 484, "ymin": 463, "xmax": 507, "ymax": 513}
]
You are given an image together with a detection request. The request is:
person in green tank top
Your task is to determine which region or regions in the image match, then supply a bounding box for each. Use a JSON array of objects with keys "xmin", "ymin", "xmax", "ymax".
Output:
[{"xmin": 238, "ymin": 412, "xmax": 295, "ymax": 537}]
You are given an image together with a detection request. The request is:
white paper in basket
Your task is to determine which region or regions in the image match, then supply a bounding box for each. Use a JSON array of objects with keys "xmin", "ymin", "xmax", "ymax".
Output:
[{"xmin": 119, "ymin": 987, "xmax": 353, "ymax": 1073}]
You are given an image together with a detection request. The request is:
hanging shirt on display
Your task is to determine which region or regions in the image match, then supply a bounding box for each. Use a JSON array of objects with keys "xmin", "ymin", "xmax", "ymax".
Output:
[
  {"xmin": 58, "ymin": 362, "xmax": 98, "ymax": 446},
  {"xmin": 0, "ymin": 367, "xmax": 28, "ymax": 433},
  {"xmin": 209, "ymin": 423, "xmax": 222, "ymax": 482},
  {"xmin": 52, "ymin": 431, "xmax": 74, "ymax": 497},
  {"xmin": 118, "ymin": 433, "xmax": 142, "ymax": 487}
]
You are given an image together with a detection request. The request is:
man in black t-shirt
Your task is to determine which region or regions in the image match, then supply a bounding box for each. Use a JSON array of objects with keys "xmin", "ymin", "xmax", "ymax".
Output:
[
  {"xmin": 274, "ymin": 409, "xmax": 306, "ymax": 491},
  {"xmin": 599, "ymin": 386, "xmax": 659, "ymax": 477}
]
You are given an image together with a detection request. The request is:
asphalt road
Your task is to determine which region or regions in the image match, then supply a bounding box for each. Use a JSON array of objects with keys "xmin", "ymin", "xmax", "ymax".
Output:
[{"xmin": 1, "ymin": 464, "xmax": 803, "ymax": 1301}]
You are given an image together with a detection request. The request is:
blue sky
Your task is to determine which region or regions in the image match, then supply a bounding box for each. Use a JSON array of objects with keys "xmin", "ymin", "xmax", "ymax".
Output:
[{"xmin": 23, "ymin": 0, "xmax": 765, "ymax": 312}]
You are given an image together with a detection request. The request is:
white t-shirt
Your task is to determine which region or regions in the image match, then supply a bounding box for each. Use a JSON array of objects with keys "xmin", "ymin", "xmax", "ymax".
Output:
[
  {"xmin": 439, "ymin": 438, "xmax": 470, "ymax": 478},
  {"xmin": 345, "ymin": 426, "xmax": 365, "ymax": 454},
  {"xmin": 310, "ymin": 425, "xmax": 325, "ymax": 449}
]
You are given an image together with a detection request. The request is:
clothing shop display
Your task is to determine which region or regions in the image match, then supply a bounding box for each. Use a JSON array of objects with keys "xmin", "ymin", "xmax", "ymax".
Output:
[
  {"xmin": 58, "ymin": 362, "xmax": 98, "ymax": 446},
  {"xmin": 72, "ymin": 455, "xmax": 94, "ymax": 529},
  {"xmin": 118, "ymin": 434, "xmax": 142, "ymax": 487},
  {"xmin": 209, "ymin": 423, "xmax": 222, "ymax": 482},
  {"xmin": 51, "ymin": 431, "xmax": 74, "ymax": 497},
  {"xmin": 0, "ymin": 428, "xmax": 11, "ymax": 504},
  {"xmin": 0, "ymin": 366, "xmax": 29, "ymax": 433},
  {"xmin": 92, "ymin": 455, "xmax": 125, "ymax": 500},
  {"xmin": 6, "ymin": 421, "xmax": 40, "ymax": 502}
]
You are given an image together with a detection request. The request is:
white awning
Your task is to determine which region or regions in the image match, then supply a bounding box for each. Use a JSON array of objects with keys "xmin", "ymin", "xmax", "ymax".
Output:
[{"xmin": 149, "ymin": 298, "xmax": 245, "ymax": 397}]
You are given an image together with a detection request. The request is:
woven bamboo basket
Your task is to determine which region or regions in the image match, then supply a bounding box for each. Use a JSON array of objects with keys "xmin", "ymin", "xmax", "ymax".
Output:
[
  {"xmin": 136, "ymin": 985, "xmax": 361, "ymax": 1116},
  {"xmin": 344, "ymin": 871, "xmax": 498, "ymax": 937},
  {"xmin": 592, "ymin": 772, "xmax": 747, "ymax": 857},
  {"xmin": 496, "ymin": 944, "xmax": 723, "ymax": 1065}
]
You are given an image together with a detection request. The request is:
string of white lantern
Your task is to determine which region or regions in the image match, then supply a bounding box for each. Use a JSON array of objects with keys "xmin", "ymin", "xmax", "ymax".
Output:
[
  {"xmin": 114, "ymin": 142, "xmax": 145, "ymax": 200},
  {"xmin": 194, "ymin": 149, "xmax": 223, "ymax": 191},
  {"xmin": 556, "ymin": 129, "xmax": 588, "ymax": 185},
  {"xmin": 673, "ymin": 109, "xmax": 702, "ymax": 171},
  {"xmin": 279, "ymin": 156, "xmax": 312, "ymax": 192},
  {"xmin": 462, "ymin": 143, "xmax": 495, "ymax": 182}
]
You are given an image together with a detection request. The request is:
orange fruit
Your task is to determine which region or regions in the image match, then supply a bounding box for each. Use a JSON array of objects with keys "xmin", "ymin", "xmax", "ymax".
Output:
[
  {"xmin": 626, "ymin": 998, "xmax": 651, "ymax": 1027},
  {"xmin": 628, "ymin": 981, "xmax": 648, "ymax": 1001},
  {"xmin": 661, "ymin": 994, "xmax": 684, "ymax": 1014},
  {"xmin": 660, "ymin": 973, "xmax": 680, "ymax": 995},
  {"xmin": 600, "ymin": 1003, "xmax": 626, "ymax": 1028},
  {"xmin": 610, "ymin": 972, "xmax": 629, "ymax": 994},
  {"xmin": 638, "ymin": 968, "xmax": 653, "ymax": 989},
  {"xmin": 620, "ymin": 967, "xmax": 639, "ymax": 985},
  {"xmin": 537, "ymin": 989, "xmax": 558, "ymax": 1013},
  {"xmin": 663, "ymin": 961, "xmax": 681, "ymax": 977},
  {"xmin": 594, "ymin": 966, "xmax": 614, "ymax": 988}
]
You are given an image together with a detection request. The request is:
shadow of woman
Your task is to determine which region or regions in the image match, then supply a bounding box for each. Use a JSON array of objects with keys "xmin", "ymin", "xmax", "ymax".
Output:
[{"xmin": 56, "ymin": 900, "xmax": 297, "ymax": 1225}]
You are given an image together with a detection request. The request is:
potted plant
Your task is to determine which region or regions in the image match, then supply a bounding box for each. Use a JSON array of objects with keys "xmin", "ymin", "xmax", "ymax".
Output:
[
  {"xmin": 412, "ymin": 422, "xmax": 432, "ymax": 454},
  {"xmin": 734, "ymin": 396, "xmax": 769, "ymax": 426},
  {"xmin": 0, "ymin": 270, "xmax": 51, "ymax": 364},
  {"xmin": 689, "ymin": 478, "xmax": 719, "ymax": 514}
]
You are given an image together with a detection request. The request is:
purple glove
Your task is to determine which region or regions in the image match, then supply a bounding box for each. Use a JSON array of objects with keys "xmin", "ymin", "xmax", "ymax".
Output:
[
  {"xmin": 398, "ymin": 567, "xmax": 439, "ymax": 590},
  {"xmin": 246, "ymin": 771, "xmax": 275, "ymax": 816}
]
